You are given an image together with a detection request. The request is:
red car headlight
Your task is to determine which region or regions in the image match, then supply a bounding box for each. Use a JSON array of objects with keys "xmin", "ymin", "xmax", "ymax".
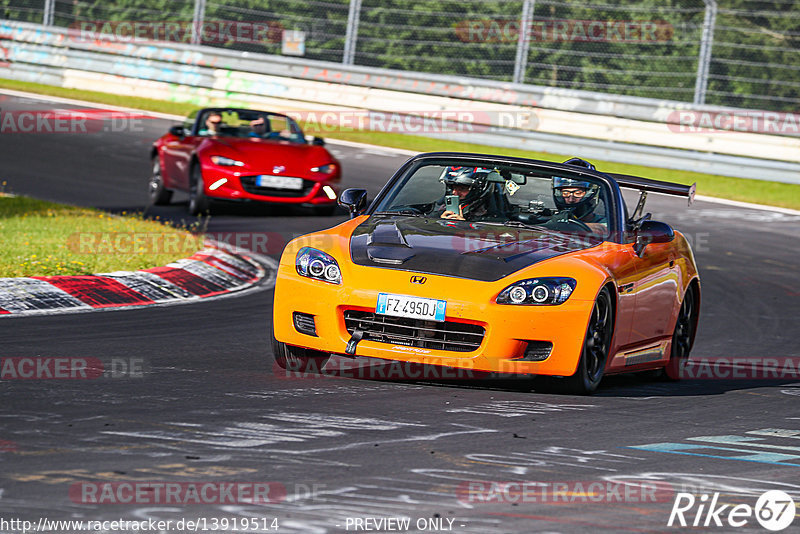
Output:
[
  {"xmin": 311, "ymin": 163, "xmax": 337, "ymax": 175},
  {"xmin": 210, "ymin": 155, "xmax": 244, "ymax": 167}
]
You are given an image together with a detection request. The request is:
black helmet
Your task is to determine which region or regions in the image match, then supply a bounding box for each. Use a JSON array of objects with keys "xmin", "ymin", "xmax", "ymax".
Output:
[
  {"xmin": 441, "ymin": 166, "xmax": 493, "ymax": 217},
  {"xmin": 552, "ymin": 176, "xmax": 600, "ymax": 219}
]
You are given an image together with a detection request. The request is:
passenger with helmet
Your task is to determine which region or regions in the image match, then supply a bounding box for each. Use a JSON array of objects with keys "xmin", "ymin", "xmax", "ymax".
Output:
[
  {"xmin": 552, "ymin": 176, "xmax": 607, "ymax": 234},
  {"xmin": 439, "ymin": 166, "xmax": 495, "ymax": 221}
]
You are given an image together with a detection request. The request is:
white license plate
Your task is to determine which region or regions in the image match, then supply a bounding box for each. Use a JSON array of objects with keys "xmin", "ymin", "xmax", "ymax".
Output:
[
  {"xmin": 376, "ymin": 293, "xmax": 446, "ymax": 322},
  {"xmin": 256, "ymin": 175, "xmax": 303, "ymax": 190}
]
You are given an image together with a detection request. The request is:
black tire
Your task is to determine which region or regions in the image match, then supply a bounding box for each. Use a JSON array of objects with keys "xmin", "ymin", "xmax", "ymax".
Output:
[
  {"xmin": 562, "ymin": 286, "xmax": 614, "ymax": 394},
  {"xmin": 148, "ymin": 157, "xmax": 173, "ymax": 205},
  {"xmin": 189, "ymin": 163, "xmax": 210, "ymax": 215},
  {"xmin": 272, "ymin": 335, "xmax": 330, "ymax": 374},
  {"xmin": 665, "ymin": 284, "xmax": 698, "ymax": 380}
]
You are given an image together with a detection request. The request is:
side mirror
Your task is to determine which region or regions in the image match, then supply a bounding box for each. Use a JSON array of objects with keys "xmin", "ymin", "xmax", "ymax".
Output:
[
  {"xmin": 634, "ymin": 220, "xmax": 674, "ymax": 257},
  {"xmin": 169, "ymin": 125, "xmax": 186, "ymax": 137},
  {"xmin": 312, "ymin": 136, "xmax": 325, "ymax": 146},
  {"xmin": 339, "ymin": 188, "xmax": 368, "ymax": 218}
]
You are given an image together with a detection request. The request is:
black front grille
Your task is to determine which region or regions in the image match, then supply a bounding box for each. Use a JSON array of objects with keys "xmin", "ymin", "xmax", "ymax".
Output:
[
  {"xmin": 344, "ymin": 311, "xmax": 484, "ymax": 353},
  {"xmin": 293, "ymin": 312, "xmax": 317, "ymax": 336},
  {"xmin": 240, "ymin": 176, "xmax": 314, "ymax": 197},
  {"xmin": 512, "ymin": 341, "xmax": 553, "ymax": 362}
]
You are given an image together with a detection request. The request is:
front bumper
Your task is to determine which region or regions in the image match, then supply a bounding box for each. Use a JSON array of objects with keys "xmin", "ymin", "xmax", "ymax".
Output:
[
  {"xmin": 201, "ymin": 165, "xmax": 339, "ymax": 205},
  {"xmin": 273, "ymin": 261, "xmax": 596, "ymax": 377}
]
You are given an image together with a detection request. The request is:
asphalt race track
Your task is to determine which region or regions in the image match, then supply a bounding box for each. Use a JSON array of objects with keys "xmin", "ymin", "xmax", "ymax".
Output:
[{"xmin": 1, "ymin": 93, "xmax": 799, "ymax": 533}]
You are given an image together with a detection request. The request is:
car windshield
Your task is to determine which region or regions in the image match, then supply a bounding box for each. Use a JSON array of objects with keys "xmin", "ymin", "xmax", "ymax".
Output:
[
  {"xmin": 197, "ymin": 109, "xmax": 306, "ymax": 143},
  {"xmin": 373, "ymin": 159, "xmax": 612, "ymax": 238}
]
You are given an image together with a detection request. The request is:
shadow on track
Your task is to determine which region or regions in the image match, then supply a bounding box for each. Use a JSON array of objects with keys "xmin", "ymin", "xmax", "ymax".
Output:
[{"xmin": 270, "ymin": 355, "xmax": 800, "ymax": 398}]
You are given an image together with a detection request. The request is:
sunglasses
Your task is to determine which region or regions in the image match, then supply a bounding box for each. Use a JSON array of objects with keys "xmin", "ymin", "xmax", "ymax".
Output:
[{"xmin": 559, "ymin": 189, "xmax": 586, "ymax": 198}]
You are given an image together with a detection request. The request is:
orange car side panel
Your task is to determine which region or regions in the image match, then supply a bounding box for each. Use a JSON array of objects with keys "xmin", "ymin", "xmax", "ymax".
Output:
[{"xmin": 605, "ymin": 231, "xmax": 699, "ymax": 372}]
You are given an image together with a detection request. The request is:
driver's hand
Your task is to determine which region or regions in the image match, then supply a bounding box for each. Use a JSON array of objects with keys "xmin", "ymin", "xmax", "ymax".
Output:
[
  {"xmin": 555, "ymin": 211, "xmax": 571, "ymax": 222},
  {"xmin": 441, "ymin": 210, "xmax": 464, "ymax": 221}
]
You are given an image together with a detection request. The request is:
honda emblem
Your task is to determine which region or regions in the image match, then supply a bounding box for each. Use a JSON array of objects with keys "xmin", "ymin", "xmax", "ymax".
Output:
[{"xmin": 410, "ymin": 276, "xmax": 427, "ymax": 284}]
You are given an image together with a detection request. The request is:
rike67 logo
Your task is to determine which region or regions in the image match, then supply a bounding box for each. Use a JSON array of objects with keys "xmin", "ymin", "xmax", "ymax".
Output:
[{"xmin": 668, "ymin": 490, "xmax": 796, "ymax": 531}]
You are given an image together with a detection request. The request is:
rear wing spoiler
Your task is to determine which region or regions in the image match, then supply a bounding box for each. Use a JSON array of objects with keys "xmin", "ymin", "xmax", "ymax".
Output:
[{"xmin": 608, "ymin": 173, "xmax": 696, "ymax": 206}]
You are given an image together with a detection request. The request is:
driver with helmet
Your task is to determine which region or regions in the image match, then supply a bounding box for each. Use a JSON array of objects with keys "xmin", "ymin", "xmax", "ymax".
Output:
[
  {"xmin": 552, "ymin": 176, "xmax": 607, "ymax": 234},
  {"xmin": 440, "ymin": 166, "xmax": 494, "ymax": 221}
]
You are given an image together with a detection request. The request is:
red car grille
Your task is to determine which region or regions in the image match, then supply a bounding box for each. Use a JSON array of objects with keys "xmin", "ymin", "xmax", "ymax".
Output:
[
  {"xmin": 239, "ymin": 176, "xmax": 315, "ymax": 197},
  {"xmin": 344, "ymin": 310, "xmax": 485, "ymax": 353}
]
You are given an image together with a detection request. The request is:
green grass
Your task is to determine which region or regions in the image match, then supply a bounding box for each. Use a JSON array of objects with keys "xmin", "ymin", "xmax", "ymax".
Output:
[
  {"xmin": 0, "ymin": 195, "xmax": 203, "ymax": 277},
  {"xmin": 0, "ymin": 78, "xmax": 198, "ymax": 117},
  {"xmin": 1, "ymin": 78, "xmax": 798, "ymax": 210}
]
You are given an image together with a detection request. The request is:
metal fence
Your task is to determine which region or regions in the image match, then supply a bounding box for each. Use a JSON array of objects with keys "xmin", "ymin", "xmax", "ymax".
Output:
[{"xmin": 2, "ymin": 0, "xmax": 798, "ymax": 112}]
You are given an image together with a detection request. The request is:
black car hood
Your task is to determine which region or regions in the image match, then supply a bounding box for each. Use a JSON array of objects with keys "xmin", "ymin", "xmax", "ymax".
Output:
[{"xmin": 350, "ymin": 216, "xmax": 602, "ymax": 282}]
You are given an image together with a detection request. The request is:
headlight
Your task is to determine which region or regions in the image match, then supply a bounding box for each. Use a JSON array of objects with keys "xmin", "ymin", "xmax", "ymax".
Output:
[
  {"xmin": 496, "ymin": 277, "xmax": 577, "ymax": 305},
  {"xmin": 210, "ymin": 155, "xmax": 244, "ymax": 167},
  {"xmin": 296, "ymin": 247, "xmax": 341, "ymax": 284},
  {"xmin": 310, "ymin": 163, "xmax": 337, "ymax": 174}
]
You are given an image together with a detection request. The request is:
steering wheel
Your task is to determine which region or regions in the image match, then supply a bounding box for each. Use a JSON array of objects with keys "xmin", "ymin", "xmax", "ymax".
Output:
[{"xmin": 544, "ymin": 210, "xmax": 593, "ymax": 232}]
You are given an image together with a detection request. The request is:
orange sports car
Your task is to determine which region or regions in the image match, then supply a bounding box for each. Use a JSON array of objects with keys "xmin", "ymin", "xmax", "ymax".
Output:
[{"xmin": 272, "ymin": 152, "xmax": 700, "ymax": 394}]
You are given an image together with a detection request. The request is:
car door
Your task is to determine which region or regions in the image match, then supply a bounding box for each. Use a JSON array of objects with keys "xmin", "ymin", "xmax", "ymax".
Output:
[
  {"xmin": 627, "ymin": 229, "xmax": 679, "ymax": 344},
  {"xmin": 600, "ymin": 244, "xmax": 640, "ymax": 356},
  {"xmin": 162, "ymin": 114, "xmax": 200, "ymax": 191}
]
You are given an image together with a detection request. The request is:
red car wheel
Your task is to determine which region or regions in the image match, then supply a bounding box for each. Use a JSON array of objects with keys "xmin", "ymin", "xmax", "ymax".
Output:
[{"xmin": 148, "ymin": 157, "xmax": 173, "ymax": 205}]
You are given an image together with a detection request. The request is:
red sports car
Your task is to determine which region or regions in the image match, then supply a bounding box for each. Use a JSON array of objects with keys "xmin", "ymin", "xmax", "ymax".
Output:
[{"xmin": 149, "ymin": 108, "xmax": 341, "ymax": 215}]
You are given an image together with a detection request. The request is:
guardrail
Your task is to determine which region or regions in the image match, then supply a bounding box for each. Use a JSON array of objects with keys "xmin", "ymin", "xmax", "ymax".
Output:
[
  {"xmin": 2, "ymin": 20, "xmax": 799, "ymax": 184},
  {"xmin": 0, "ymin": 20, "xmax": 771, "ymax": 123}
]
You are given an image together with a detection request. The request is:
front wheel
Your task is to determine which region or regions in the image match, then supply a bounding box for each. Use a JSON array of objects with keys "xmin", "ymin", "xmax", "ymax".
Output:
[
  {"xmin": 189, "ymin": 164, "xmax": 210, "ymax": 215},
  {"xmin": 272, "ymin": 336, "xmax": 330, "ymax": 374},
  {"xmin": 665, "ymin": 285, "xmax": 698, "ymax": 380},
  {"xmin": 562, "ymin": 286, "xmax": 614, "ymax": 394},
  {"xmin": 148, "ymin": 157, "xmax": 173, "ymax": 205}
]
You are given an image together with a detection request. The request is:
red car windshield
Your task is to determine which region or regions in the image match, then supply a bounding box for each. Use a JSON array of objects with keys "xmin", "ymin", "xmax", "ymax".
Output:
[{"xmin": 198, "ymin": 110, "xmax": 306, "ymax": 143}]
